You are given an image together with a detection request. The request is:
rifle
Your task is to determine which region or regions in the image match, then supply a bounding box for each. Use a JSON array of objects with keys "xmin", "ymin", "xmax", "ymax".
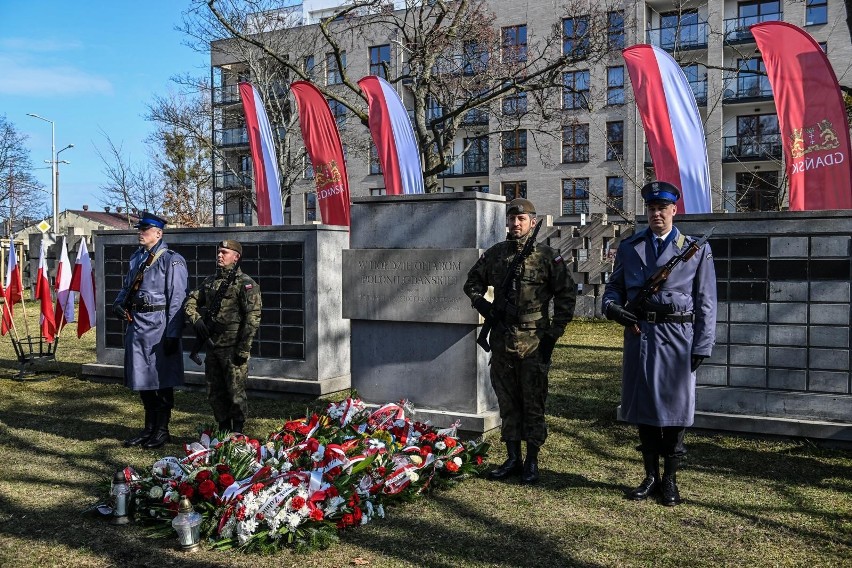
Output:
[
  {"xmin": 624, "ymin": 228, "xmax": 715, "ymax": 335},
  {"xmin": 476, "ymin": 220, "xmax": 543, "ymax": 352},
  {"xmin": 120, "ymin": 247, "xmax": 160, "ymax": 322},
  {"xmin": 189, "ymin": 264, "xmax": 240, "ymax": 366}
]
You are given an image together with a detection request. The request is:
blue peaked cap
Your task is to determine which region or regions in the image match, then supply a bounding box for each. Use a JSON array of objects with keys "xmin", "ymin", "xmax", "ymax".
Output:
[
  {"xmin": 641, "ymin": 181, "xmax": 681, "ymax": 204},
  {"xmin": 134, "ymin": 211, "xmax": 167, "ymax": 229}
]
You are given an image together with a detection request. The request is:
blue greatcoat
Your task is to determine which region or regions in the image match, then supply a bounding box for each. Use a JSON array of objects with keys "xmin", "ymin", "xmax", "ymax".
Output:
[
  {"xmin": 115, "ymin": 240, "xmax": 188, "ymax": 391},
  {"xmin": 602, "ymin": 226, "xmax": 716, "ymax": 427}
]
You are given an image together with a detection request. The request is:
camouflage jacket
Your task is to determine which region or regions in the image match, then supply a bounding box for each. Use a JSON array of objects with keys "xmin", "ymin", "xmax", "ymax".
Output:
[
  {"xmin": 184, "ymin": 266, "xmax": 262, "ymax": 357},
  {"xmin": 464, "ymin": 234, "xmax": 576, "ymax": 357}
]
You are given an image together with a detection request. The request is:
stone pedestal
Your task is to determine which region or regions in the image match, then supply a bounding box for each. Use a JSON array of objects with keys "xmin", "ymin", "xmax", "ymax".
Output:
[{"xmin": 344, "ymin": 192, "xmax": 505, "ymax": 432}]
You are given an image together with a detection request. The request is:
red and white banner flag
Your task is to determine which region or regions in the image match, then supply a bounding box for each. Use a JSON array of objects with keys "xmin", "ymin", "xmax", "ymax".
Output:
[
  {"xmin": 291, "ymin": 81, "xmax": 351, "ymax": 226},
  {"xmin": 69, "ymin": 239, "xmax": 95, "ymax": 338},
  {"xmin": 751, "ymin": 22, "xmax": 852, "ymax": 210},
  {"xmin": 54, "ymin": 237, "xmax": 75, "ymax": 331},
  {"xmin": 35, "ymin": 240, "xmax": 56, "ymax": 342},
  {"xmin": 623, "ymin": 44, "xmax": 712, "ymax": 213},
  {"xmin": 2, "ymin": 241, "xmax": 21, "ymax": 335},
  {"xmin": 358, "ymin": 75, "xmax": 424, "ymax": 195},
  {"xmin": 239, "ymin": 82, "xmax": 285, "ymax": 225}
]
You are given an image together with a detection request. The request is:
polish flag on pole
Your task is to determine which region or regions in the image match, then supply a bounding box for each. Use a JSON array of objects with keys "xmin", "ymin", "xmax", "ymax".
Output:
[
  {"xmin": 54, "ymin": 237, "xmax": 75, "ymax": 332},
  {"xmin": 2, "ymin": 241, "xmax": 22, "ymax": 335},
  {"xmin": 35, "ymin": 240, "xmax": 56, "ymax": 342},
  {"xmin": 623, "ymin": 44, "xmax": 712, "ymax": 213},
  {"xmin": 69, "ymin": 239, "xmax": 95, "ymax": 338},
  {"xmin": 239, "ymin": 82, "xmax": 285, "ymax": 225},
  {"xmin": 358, "ymin": 75, "xmax": 424, "ymax": 195}
]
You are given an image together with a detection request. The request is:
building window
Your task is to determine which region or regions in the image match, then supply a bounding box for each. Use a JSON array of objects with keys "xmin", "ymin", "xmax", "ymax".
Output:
[
  {"xmin": 327, "ymin": 99, "xmax": 347, "ymax": 129},
  {"xmin": 682, "ymin": 63, "xmax": 707, "ymax": 104},
  {"xmin": 501, "ymin": 130, "xmax": 527, "ymax": 167},
  {"xmin": 606, "ymin": 177, "xmax": 624, "ymax": 214},
  {"xmin": 608, "ymin": 11, "xmax": 625, "ymax": 50},
  {"xmin": 806, "ymin": 0, "xmax": 828, "ymax": 26},
  {"xmin": 463, "ymin": 40, "xmax": 488, "ymax": 75},
  {"xmin": 326, "ymin": 51, "xmax": 346, "ymax": 85},
  {"xmin": 660, "ymin": 10, "xmax": 700, "ymax": 50},
  {"xmin": 563, "ymin": 16, "xmax": 589, "ymax": 59},
  {"xmin": 304, "ymin": 55, "xmax": 315, "ymax": 80},
  {"xmin": 305, "ymin": 192, "xmax": 317, "ymax": 221},
  {"xmin": 502, "ymin": 91, "xmax": 527, "ymax": 115},
  {"xmin": 562, "ymin": 123, "xmax": 589, "ymax": 163},
  {"xmin": 735, "ymin": 171, "xmax": 780, "ymax": 211},
  {"xmin": 463, "ymin": 136, "xmax": 489, "ymax": 174},
  {"xmin": 502, "ymin": 181, "xmax": 527, "ymax": 201},
  {"xmin": 734, "ymin": 113, "xmax": 780, "ymax": 158},
  {"xmin": 426, "ymin": 96, "xmax": 443, "ymax": 123},
  {"xmin": 562, "ymin": 178, "xmax": 589, "ymax": 215},
  {"xmin": 737, "ymin": 58, "xmax": 771, "ymax": 98},
  {"xmin": 606, "ymin": 121, "xmax": 624, "ymax": 161},
  {"xmin": 369, "ymin": 143, "xmax": 382, "ymax": 175},
  {"xmin": 607, "ymin": 66, "xmax": 625, "ymax": 105},
  {"xmin": 502, "ymin": 24, "xmax": 527, "ymax": 63},
  {"xmin": 369, "ymin": 44, "xmax": 391, "ymax": 78},
  {"xmin": 562, "ymin": 70, "xmax": 590, "ymax": 110}
]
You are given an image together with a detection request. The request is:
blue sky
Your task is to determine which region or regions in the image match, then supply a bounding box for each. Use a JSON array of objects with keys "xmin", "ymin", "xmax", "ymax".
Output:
[{"xmin": 0, "ymin": 0, "xmax": 209, "ymax": 214}]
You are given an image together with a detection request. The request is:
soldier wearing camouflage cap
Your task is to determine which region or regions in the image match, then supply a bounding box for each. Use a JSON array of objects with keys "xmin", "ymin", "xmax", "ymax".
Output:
[
  {"xmin": 464, "ymin": 197, "xmax": 576, "ymax": 484},
  {"xmin": 184, "ymin": 240, "xmax": 262, "ymax": 434}
]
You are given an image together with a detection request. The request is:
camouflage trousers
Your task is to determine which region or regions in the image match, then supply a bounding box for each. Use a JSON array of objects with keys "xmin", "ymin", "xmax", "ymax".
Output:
[
  {"xmin": 205, "ymin": 347, "xmax": 248, "ymax": 425},
  {"xmin": 490, "ymin": 348, "xmax": 550, "ymax": 447}
]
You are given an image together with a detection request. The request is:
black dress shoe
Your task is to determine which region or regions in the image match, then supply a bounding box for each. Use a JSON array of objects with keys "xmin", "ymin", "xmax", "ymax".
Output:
[
  {"xmin": 488, "ymin": 457, "xmax": 523, "ymax": 480},
  {"xmin": 521, "ymin": 458, "xmax": 539, "ymax": 484},
  {"xmin": 661, "ymin": 475, "xmax": 682, "ymax": 506},
  {"xmin": 123, "ymin": 430, "xmax": 152, "ymax": 447},
  {"xmin": 627, "ymin": 475, "xmax": 660, "ymax": 500},
  {"xmin": 142, "ymin": 430, "xmax": 170, "ymax": 449}
]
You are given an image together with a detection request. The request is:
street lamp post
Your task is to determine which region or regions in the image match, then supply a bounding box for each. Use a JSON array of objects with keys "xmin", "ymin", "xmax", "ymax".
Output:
[
  {"xmin": 52, "ymin": 144, "xmax": 74, "ymax": 231},
  {"xmin": 26, "ymin": 113, "xmax": 59, "ymax": 234}
]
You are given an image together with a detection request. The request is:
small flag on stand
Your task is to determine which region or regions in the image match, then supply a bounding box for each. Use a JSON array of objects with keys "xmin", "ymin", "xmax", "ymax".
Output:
[
  {"xmin": 35, "ymin": 240, "xmax": 56, "ymax": 342},
  {"xmin": 2, "ymin": 241, "xmax": 21, "ymax": 336},
  {"xmin": 69, "ymin": 239, "xmax": 95, "ymax": 338},
  {"xmin": 54, "ymin": 237, "xmax": 75, "ymax": 332}
]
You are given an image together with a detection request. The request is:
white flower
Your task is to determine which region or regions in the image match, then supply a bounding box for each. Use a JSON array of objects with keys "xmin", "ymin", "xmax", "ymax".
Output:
[
  {"xmin": 434, "ymin": 441, "xmax": 447, "ymax": 451},
  {"xmin": 285, "ymin": 511, "xmax": 302, "ymax": 531},
  {"xmin": 311, "ymin": 450, "xmax": 324, "ymax": 462},
  {"xmin": 409, "ymin": 455, "xmax": 423, "ymax": 466},
  {"xmin": 148, "ymin": 486, "xmax": 164, "ymax": 499},
  {"xmin": 452, "ymin": 457, "xmax": 463, "ymax": 467},
  {"xmin": 406, "ymin": 470, "xmax": 420, "ymax": 483},
  {"xmin": 435, "ymin": 460, "xmax": 444, "ymax": 469},
  {"xmin": 165, "ymin": 490, "xmax": 179, "ymax": 503}
]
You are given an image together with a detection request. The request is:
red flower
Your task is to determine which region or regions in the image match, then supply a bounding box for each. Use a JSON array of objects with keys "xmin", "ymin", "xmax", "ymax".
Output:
[
  {"xmin": 309, "ymin": 508, "xmax": 324, "ymax": 521},
  {"xmin": 306, "ymin": 438, "xmax": 320, "ymax": 453},
  {"xmin": 421, "ymin": 433, "xmax": 437, "ymax": 443},
  {"xmin": 256, "ymin": 512, "xmax": 265, "ymax": 520},
  {"xmin": 236, "ymin": 505, "xmax": 247, "ymax": 521},
  {"xmin": 376, "ymin": 466, "xmax": 387, "ymax": 476},
  {"xmin": 327, "ymin": 486, "xmax": 339, "ymax": 497},
  {"xmin": 178, "ymin": 482, "xmax": 194, "ymax": 499},
  {"xmin": 353, "ymin": 506, "xmax": 363, "ymax": 523},
  {"xmin": 475, "ymin": 456, "xmax": 484, "ymax": 465},
  {"xmin": 283, "ymin": 420, "xmax": 303, "ymax": 432},
  {"xmin": 445, "ymin": 461, "xmax": 460, "ymax": 473},
  {"xmin": 281, "ymin": 433, "xmax": 295, "ymax": 446},
  {"xmin": 444, "ymin": 437, "xmax": 457, "ymax": 448},
  {"xmin": 195, "ymin": 470, "xmax": 212, "ymax": 482},
  {"xmin": 251, "ymin": 482, "xmax": 265, "ymax": 494},
  {"xmin": 325, "ymin": 466, "xmax": 342, "ymax": 479},
  {"xmin": 198, "ymin": 479, "xmax": 217, "ymax": 500},
  {"xmin": 419, "ymin": 445, "xmax": 432, "ymax": 458},
  {"xmin": 216, "ymin": 464, "xmax": 231, "ymax": 474},
  {"xmin": 218, "ymin": 473, "xmax": 235, "ymax": 489},
  {"xmin": 342, "ymin": 513, "xmax": 355, "ymax": 526},
  {"xmin": 290, "ymin": 495, "xmax": 306, "ymax": 510}
]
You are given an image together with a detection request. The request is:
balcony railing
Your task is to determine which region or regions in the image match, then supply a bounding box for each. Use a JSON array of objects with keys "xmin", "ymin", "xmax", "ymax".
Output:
[
  {"xmin": 646, "ymin": 22, "xmax": 708, "ymax": 51},
  {"xmin": 213, "ymin": 84, "xmax": 241, "ymax": 106},
  {"xmin": 724, "ymin": 12, "xmax": 783, "ymax": 43},
  {"xmin": 723, "ymin": 82, "xmax": 773, "ymax": 101},
  {"xmin": 689, "ymin": 78, "xmax": 708, "ymax": 105},
  {"xmin": 438, "ymin": 153, "xmax": 489, "ymax": 177},
  {"xmin": 214, "ymin": 171, "xmax": 252, "ymax": 190},
  {"xmin": 722, "ymin": 134, "xmax": 783, "ymax": 161},
  {"xmin": 214, "ymin": 127, "xmax": 249, "ymax": 147}
]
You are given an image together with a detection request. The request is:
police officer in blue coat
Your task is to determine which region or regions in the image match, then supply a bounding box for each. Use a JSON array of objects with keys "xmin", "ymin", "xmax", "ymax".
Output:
[
  {"xmin": 113, "ymin": 212, "xmax": 188, "ymax": 449},
  {"xmin": 602, "ymin": 181, "xmax": 716, "ymax": 506}
]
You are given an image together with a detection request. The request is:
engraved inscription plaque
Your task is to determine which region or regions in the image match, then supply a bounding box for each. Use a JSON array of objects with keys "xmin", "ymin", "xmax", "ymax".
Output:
[{"xmin": 342, "ymin": 248, "xmax": 481, "ymax": 324}]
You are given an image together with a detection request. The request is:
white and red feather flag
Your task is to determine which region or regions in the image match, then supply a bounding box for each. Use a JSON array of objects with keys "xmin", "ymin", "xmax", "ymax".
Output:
[
  {"xmin": 239, "ymin": 81, "xmax": 285, "ymax": 225},
  {"xmin": 358, "ymin": 75, "xmax": 424, "ymax": 195},
  {"xmin": 69, "ymin": 239, "xmax": 95, "ymax": 338},
  {"xmin": 623, "ymin": 44, "xmax": 711, "ymax": 213},
  {"xmin": 2, "ymin": 241, "xmax": 22, "ymax": 336},
  {"xmin": 35, "ymin": 240, "xmax": 56, "ymax": 342},
  {"xmin": 54, "ymin": 237, "xmax": 75, "ymax": 332}
]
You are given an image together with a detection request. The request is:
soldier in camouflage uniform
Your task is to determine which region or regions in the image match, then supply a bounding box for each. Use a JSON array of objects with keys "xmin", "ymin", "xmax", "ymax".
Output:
[
  {"xmin": 464, "ymin": 198, "xmax": 576, "ymax": 484},
  {"xmin": 184, "ymin": 240, "xmax": 262, "ymax": 434}
]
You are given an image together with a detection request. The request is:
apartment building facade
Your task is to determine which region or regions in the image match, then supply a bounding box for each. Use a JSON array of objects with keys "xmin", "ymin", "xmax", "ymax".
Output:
[{"xmin": 210, "ymin": 0, "xmax": 852, "ymax": 226}]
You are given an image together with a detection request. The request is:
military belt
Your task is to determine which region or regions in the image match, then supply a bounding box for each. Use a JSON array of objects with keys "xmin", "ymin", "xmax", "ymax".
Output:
[
  {"xmin": 132, "ymin": 304, "xmax": 167, "ymax": 313},
  {"xmin": 641, "ymin": 311, "xmax": 694, "ymax": 324}
]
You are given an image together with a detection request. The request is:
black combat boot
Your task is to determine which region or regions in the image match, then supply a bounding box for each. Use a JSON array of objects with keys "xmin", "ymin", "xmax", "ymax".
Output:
[
  {"xmin": 661, "ymin": 456, "xmax": 682, "ymax": 506},
  {"xmin": 123, "ymin": 408, "xmax": 154, "ymax": 447},
  {"xmin": 488, "ymin": 441, "xmax": 524, "ymax": 480},
  {"xmin": 627, "ymin": 453, "xmax": 661, "ymax": 500},
  {"xmin": 521, "ymin": 443, "xmax": 540, "ymax": 484},
  {"xmin": 143, "ymin": 409, "xmax": 172, "ymax": 449}
]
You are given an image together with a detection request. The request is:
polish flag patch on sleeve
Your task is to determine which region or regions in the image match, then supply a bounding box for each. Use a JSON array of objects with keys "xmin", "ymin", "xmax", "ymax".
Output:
[
  {"xmin": 553, "ymin": 255, "xmax": 564, "ymax": 264},
  {"xmin": 245, "ymin": 283, "xmax": 253, "ymax": 290}
]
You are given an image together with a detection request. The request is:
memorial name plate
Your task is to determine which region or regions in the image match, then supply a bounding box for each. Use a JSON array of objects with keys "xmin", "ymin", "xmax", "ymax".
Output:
[{"xmin": 342, "ymin": 249, "xmax": 481, "ymax": 324}]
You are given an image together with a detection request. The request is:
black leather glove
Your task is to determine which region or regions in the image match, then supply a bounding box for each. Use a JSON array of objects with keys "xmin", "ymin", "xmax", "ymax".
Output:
[
  {"xmin": 193, "ymin": 318, "xmax": 209, "ymax": 341},
  {"xmin": 538, "ymin": 335, "xmax": 557, "ymax": 363},
  {"xmin": 606, "ymin": 303, "xmax": 638, "ymax": 327},
  {"xmin": 472, "ymin": 297, "xmax": 493, "ymax": 318},
  {"xmin": 112, "ymin": 303, "xmax": 128, "ymax": 321},
  {"xmin": 691, "ymin": 355, "xmax": 705, "ymax": 373},
  {"xmin": 232, "ymin": 353, "xmax": 248, "ymax": 366}
]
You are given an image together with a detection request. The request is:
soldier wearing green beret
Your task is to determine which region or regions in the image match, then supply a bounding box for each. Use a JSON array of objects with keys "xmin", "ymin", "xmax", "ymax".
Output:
[
  {"xmin": 464, "ymin": 198, "xmax": 576, "ymax": 483},
  {"xmin": 184, "ymin": 240, "xmax": 262, "ymax": 434}
]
